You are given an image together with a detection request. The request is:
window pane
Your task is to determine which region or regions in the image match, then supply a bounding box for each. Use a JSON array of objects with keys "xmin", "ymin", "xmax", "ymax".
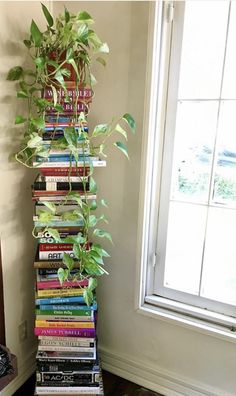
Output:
[
  {"xmin": 222, "ymin": 3, "xmax": 236, "ymax": 98},
  {"xmin": 213, "ymin": 101, "xmax": 236, "ymax": 206},
  {"xmin": 178, "ymin": 2, "xmax": 229, "ymax": 99},
  {"xmin": 164, "ymin": 202, "xmax": 207, "ymax": 294},
  {"xmin": 201, "ymin": 207, "xmax": 236, "ymax": 306},
  {"xmin": 171, "ymin": 101, "xmax": 218, "ymax": 203}
]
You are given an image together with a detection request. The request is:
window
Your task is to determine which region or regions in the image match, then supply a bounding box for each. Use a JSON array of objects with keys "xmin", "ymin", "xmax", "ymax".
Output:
[{"xmin": 141, "ymin": 1, "xmax": 236, "ymax": 332}]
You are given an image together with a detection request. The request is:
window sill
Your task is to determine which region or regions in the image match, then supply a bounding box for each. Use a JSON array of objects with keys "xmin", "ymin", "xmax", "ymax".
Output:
[{"xmin": 137, "ymin": 295, "xmax": 236, "ymax": 344}]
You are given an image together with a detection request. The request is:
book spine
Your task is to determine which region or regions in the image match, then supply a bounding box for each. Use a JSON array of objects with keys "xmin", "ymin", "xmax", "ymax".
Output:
[
  {"xmin": 44, "ymin": 176, "xmax": 88, "ymax": 182},
  {"xmin": 36, "ymin": 309, "xmax": 91, "ymax": 316},
  {"xmin": 39, "ymin": 167, "xmax": 90, "ymax": 175},
  {"xmin": 46, "ymin": 102, "xmax": 88, "ymax": 113},
  {"xmin": 38, "ymin": 305, "xmax": 95, "ymax": 312},
  {"xmin": 35, "ymin": 386, "xmax": 100, "ymax": 394},
  {"xmin": 34, "ymin": 181, "xmax": 88, "ymax": 191},
  {"xmin": 33, "ymin": 160, "xmax": 106, "ymax": 168},
  {"xmin": 35, "ymin": 328, "xmax": 95, "ymax": 337},
  {"xmin": 38, "ymin": 345, "xmax": 94, "ymax": 352},
  {"xmin": 36, "ymin": 280, "xmax": 88, "ymax": 289},
  {"xmin": 35, "ymin": 321, "xmax": 94, "ymax": 328},
  {"xmin": 39, "ymin": 340, "xmax": 95, "ymax": 348},
  {"xmin": 38, "ymin": 336, "xmax": 95, "ymax": 343},
  {"xmin": 35, "ymin": 296, "xmax": 85, "ymax": 305},
  {"xmin": 39, "ymin": 244, "xmax": 73, "ymax": 251},
  {"xmin": 35, "ymin": 315, "xmax": 92, "ymax": 322},
  {"xmin": 43, "ymin": 87, "xmax": 92, "ymax": 99},
  {"xmin": 39, "ymin": 251, "xmax": 74, "ymax": 260},
  {"xmin": 34, "ymin": 262, "xmax": 81, "ymax": 270},
  {"xmin": 37, "ymin": 289, "xmax": 84, "ymax": 298}
]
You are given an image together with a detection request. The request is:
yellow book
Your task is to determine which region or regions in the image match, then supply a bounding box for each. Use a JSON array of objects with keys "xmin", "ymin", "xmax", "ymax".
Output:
[
  {"xmin": 37, "ymin": 288, "xmax": 84, "ymax": 298},
  {"xmin": 35, "ymin": 320, "xmax": 95, "ymax": 328}
]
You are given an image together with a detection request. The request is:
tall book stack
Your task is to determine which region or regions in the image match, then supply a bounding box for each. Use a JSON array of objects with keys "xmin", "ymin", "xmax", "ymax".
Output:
[{"xmin": 32, "ymin": 84, "xmax": 105, "ymax": 396}]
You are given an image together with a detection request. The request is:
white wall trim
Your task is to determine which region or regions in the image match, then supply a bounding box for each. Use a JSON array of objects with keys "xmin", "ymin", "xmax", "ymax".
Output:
[
  {"xmin": 99, "ymin": 346, "xmax": 234, "ymax": 396},
  {"xmin": 0, "ymin": 348, "xmax": 36, "ymax": 396}
]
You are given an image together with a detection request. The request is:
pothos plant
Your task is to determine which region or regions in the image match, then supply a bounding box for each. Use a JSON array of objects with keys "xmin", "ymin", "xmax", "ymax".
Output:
[{"xmin": 7, "ymin": 4, "xmax": 135, "ymax": 305}]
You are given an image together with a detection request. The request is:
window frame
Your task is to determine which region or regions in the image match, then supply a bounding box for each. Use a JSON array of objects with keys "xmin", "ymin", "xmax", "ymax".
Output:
[{"xmin": 136, "ymin": 0, "xmax": 236, "ymax": 340}]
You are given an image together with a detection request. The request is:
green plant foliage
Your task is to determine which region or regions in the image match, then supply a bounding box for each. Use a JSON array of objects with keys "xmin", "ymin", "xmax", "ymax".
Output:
[{"xmin": 8, "ymin": 3, "xmax": 136, "ymax": 305}]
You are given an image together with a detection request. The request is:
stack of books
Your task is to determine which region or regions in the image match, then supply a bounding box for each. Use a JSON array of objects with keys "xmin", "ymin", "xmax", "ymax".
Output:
[{"xmin": 32, "ymin": 84, "xmax": 105, "ymax": 395}]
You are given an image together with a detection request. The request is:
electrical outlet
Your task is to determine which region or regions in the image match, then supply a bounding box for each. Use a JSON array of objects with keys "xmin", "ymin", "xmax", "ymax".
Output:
[{"xmin": 18, "ymin": 320, "xmax": 27, "ymax": 341}]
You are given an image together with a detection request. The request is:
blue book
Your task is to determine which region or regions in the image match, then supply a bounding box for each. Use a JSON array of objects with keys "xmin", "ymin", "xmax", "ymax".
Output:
[
  {"xmin": 35, "ymin": 296, "xmax": 86, "ymax": 305},
  {"xmin": 34, "ymin": 220, "xmax": 84, "ymax": 228}
]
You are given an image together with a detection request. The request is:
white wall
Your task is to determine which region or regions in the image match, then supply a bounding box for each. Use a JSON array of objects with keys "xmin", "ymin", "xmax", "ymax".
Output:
[
  {"xmin": 1, "ymin": 1, "xmax": 236, "ymax": 395},
  {"xmin": 0, "ymin": 2, "xmax": 49, "ymax": 394}
]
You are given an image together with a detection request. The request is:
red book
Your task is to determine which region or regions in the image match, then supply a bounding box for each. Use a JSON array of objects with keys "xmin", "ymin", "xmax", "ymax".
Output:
[
  {"xmin": 36, "ymin": 279, "xmax": 88, "ymax": 289},
  {"xmin": 39, "ymin": 244, "xmax": 73, "ymax": 252},
  {"xmin": 39, "ymin": 167, "xmax": 90, "ymax": 177}
]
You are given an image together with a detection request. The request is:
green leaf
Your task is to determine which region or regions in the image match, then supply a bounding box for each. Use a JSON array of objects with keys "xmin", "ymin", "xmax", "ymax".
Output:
[
  {"xmin": 27, "ymin": 134, "xmax": 43, "ymax": 148},
  {"xmin": 34, "ymin": 56, "xmax": 45, "ymax": 69},
  {"xmin": 7, "ymin": 66, "xmax": 23, "ymax": 81},
  {"xmin": 66, "ymin": 48, "xmax": 73, "ymax": 60},
  {"xmin": 41, "ymin": 3, "xmax": 54, "ymax": 27},
  {"xmin": 38, "ymin": 211, "xmax": 53, "ymax": 222},
  {"xmin": 64, "ymin": 7, "xmax": 70, "ymax": 23},
  {"xmin": 73, "ymin": 244, "xmax": 82, "ymax": 259},
  {"xmin": 47, "ymin": 228, "xmax": 61, "ymax": 242},
  {"xmin": 97, "ymin": 42, "xmax": 109, "ymax": 54},
  {"xmin": 62, "ymin": 211, "xmax": 78, "ymax": 221},
  {"xmin": 88, "ymin": 277, "xmax": 97, "ymax": 291},
  {"xmin": 93, "ymin": 229, "xmax": 113, "ymax": 244},
  {"xmin": 67, "ymin": 58, "xmax": 80, "ymax": 80},
  {"xmin": 89, "ymin": 215, "xmax": 97, "ymax": 228},
  {"xmin": 78, "ymin": 11, "xmax": 94, "ymax": 24},
  {"xmin": 83, "ymin": 288, "xmax": 93, "ymax": 306},
  {"xmin": 89, "ymin": 250, "xmax": 104, "ymax": 265},
  {"xmin": 90, "ymin": 74, "xmax": 97, "ymax": 86},
  {"xmin": 64, "ymin": 127, "xmax": 77, "ymax": 147},
  {"xmin": 114, "ymin": 141, "xmax": 129, "ymax": 159},
  {"xmin": 68, "ymin": 192, "xmax": 83, "ymax": 207},
  {"xmin": 51, "ymin": 85, "xmax": 58, "ymax": 107},
  {"xmin": 100, "ymin": 199, "xmax": 108, "ymax": 208},
  {"xmin": 92, "ymin": 124, "xmax": 108, "ymax": 137},
  {"xmin": 30, "ymin": 19, "xmax": 42, "ymax": 47},
  {"xmin": 96, "ymin": 57, "xmax": 106, "ymax": 67},
  {"xmin": 31, "ymin": 117, "xmax": 45, "ymax": 129},
  {"xmin": 90, "ymin": 177, "xmax": 97, "ymax": 193},
  {"xmin": 23, "ymin": 40, "xmax": 32, "ymax": 49},
  {"xmin": 57, "ymin": 268, "xmax": 66, "ymax": 285},
  {"xmin": 99, "ymin": 143, "xmax": 107, "ymax": 157},
  {"xmin": 115, "ymin": 124, "xmax": 127, "ymax": 140},
  {"xmin": 17, "ymin": 90, "xmax": 28, "ymax": 98},
  {"xmin": 90, "ymin": 200, "xmax": 97, "ymax": 211},
  {"xmin": 61, "ymin": 68, "xmax": 71, "ymax": 78},
  {"xmin": 54, "ymin": 70, "xmax": 66, "ymax": 90},
  {"xmin": 122, "ymin": 113, "xmax": 136, "ymax": 134},
  {"xmin": 15, "ymin": 115, "xmax": 26, "ymax": 124},
  {"xmin": 63, "ymin": 253, "xmax": 74, "ymax": 271},
  {"xmin": 41, "ymin": 202, "xmax": 56, "ymax": 215},
  {"xmin": 84, "ymin": 261, "xmax": 104, "ymax": 276},
  {"xmin": 77, "ymin": 24, "xmax": 89, "ymax": 43}
]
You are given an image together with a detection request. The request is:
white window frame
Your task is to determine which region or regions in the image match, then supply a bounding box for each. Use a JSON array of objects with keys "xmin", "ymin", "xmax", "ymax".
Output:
[{"xmin": 135, "ymin": 1, "xmax": 236, "ymax": 342}]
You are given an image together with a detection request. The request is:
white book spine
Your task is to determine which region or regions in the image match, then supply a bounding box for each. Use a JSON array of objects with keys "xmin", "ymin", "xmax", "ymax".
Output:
[
  {"xmin": 35, "ymin": 386, "xmax": 100, "ymax": 394},
  {"xmin": 38, "ymin": 345, "xmax": 94, "ymax": 352}
]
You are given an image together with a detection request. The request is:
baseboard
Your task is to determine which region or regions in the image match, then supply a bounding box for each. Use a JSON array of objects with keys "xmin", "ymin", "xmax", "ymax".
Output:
[
  {"xmin": 0, "ymin": 348, "xmax": 36, "ymax": 396},
  {"xmin": 99, "ymin": 346, "xmax": 233, "ymax": 396}
]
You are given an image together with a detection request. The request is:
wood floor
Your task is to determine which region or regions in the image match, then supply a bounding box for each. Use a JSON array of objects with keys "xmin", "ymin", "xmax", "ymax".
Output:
[{"xmin": 13, "ymin": 370, "xmax": 163, "ymax": 396}]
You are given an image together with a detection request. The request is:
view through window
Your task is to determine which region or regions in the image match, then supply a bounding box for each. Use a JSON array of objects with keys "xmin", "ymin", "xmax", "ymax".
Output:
[{"xmin": 153, "ymin": 1, "xmax": 236, "ymax": 319}]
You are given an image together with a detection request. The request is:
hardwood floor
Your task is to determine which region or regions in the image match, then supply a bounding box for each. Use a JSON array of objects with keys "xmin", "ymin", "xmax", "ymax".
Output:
[{"xmin": 13, "ymin": 370, "xmax": 163, "ymax": 396}]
